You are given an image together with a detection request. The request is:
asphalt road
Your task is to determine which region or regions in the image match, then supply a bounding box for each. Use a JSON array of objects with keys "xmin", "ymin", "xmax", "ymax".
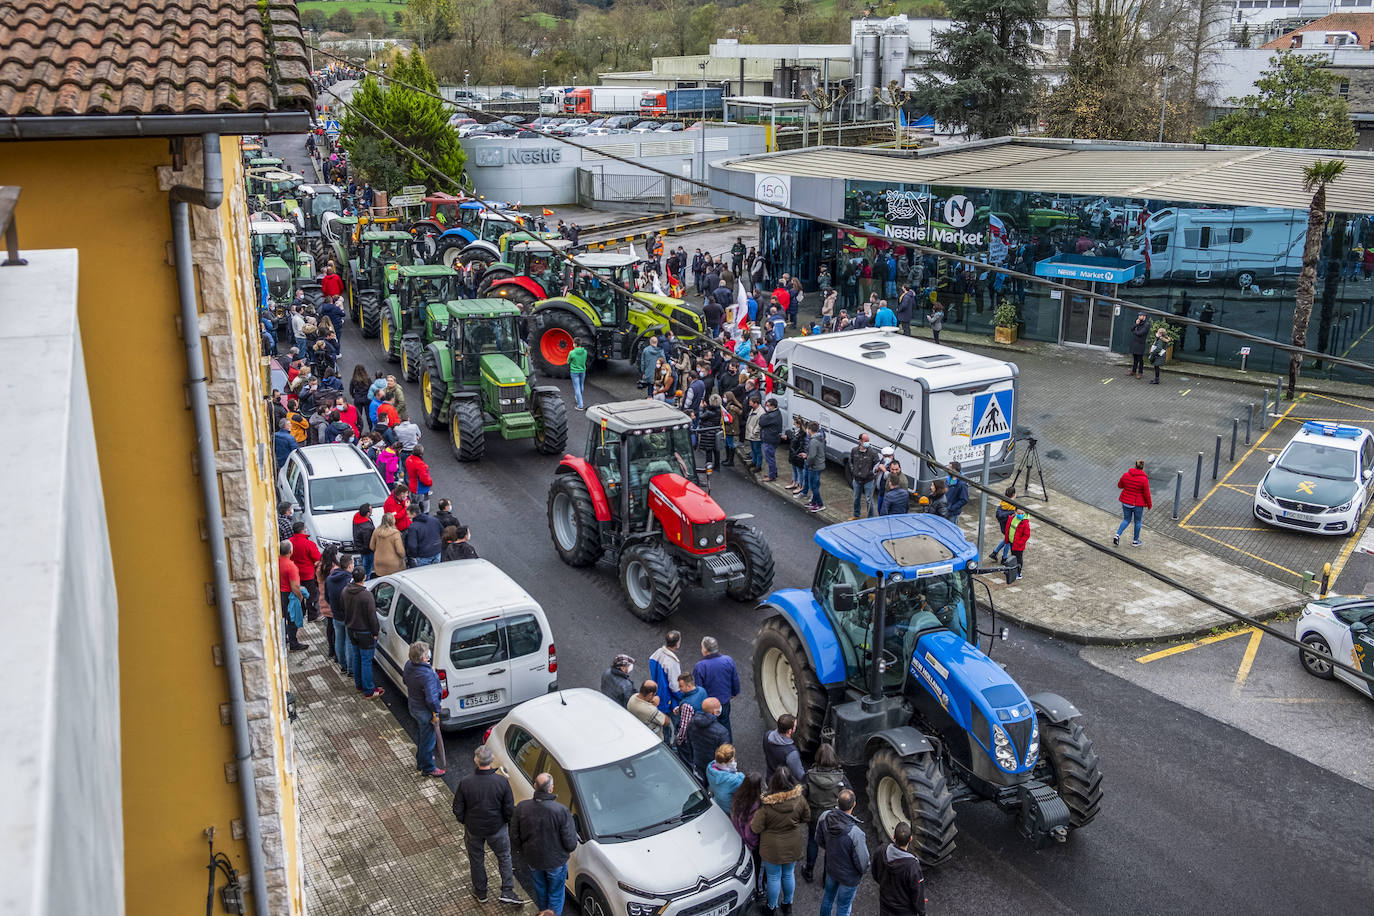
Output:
[{"xmin": 268, "ymin": 127, "xmax": 1374, "ymax": 914}]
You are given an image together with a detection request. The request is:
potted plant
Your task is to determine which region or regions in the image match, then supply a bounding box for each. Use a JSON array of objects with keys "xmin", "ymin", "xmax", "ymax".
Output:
[
  {"xmin": 1148, "ymin": 318, "xmax": 1181, "ymax": 361},
  {"xmin": 993, "ymin": 302, "xmax": 1019, "ymax": 344}
]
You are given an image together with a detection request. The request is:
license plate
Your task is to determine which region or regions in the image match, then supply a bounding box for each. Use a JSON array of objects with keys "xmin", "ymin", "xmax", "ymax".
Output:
[
  {"xmin": 1281, "ymin": 510, "xmax": 1314, "ymax": 521},
  {"xmin": 459, "ymin": 691, "xmax": 501, "ymax": 709},
  {"xmin": 701, "ymin": 903, "xmax": 730, "ymax": 916}
]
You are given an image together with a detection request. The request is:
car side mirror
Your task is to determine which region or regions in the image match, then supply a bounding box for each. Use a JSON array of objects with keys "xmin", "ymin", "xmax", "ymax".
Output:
[
  {"xmin": 1267, "ymin": 454, "xmax": 1276, "ymax": 464},
  {"xmin": 831, "ymin": 583, "xmax": 856, "ymax": 612},
  {"xmin": 1352, "ymin": 621, "xmax": 1369, "ymax": 635}
]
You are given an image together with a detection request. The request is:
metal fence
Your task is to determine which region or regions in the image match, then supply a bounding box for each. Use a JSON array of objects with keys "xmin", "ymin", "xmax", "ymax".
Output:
[{"xmin": 576, "ymin": 170, "xmax": 702, "ymax": 206}]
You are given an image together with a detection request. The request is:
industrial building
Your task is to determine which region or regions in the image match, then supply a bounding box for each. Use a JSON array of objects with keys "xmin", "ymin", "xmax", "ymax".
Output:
[{"xmin": 710, "ymin": 138, "xmax": 1374, "ymax": 381}]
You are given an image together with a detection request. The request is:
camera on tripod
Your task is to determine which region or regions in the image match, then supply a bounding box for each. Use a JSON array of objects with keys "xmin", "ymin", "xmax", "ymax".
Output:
[{"xmin": 1010, "ymin": 433, "xmax": 1048, "ymax": 501}]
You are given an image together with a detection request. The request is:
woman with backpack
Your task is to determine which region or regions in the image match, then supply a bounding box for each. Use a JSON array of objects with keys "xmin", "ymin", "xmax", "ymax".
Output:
[{"xmin": 800, "ymin": 744, "xmax": 846, "ymax": 884}]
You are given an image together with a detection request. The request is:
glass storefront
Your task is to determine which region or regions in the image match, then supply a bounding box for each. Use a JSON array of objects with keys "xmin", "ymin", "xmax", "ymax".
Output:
[{"xmin": 757, "ymin": 180, "xmax": 1374, "ymax": 383}]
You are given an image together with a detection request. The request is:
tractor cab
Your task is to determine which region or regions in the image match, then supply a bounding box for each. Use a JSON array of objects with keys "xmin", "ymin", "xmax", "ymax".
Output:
[
  {"xmin": 295, "ymin": 184, "xmax": 345, "ymax": 232},
  {"xmin": 249, "ymin": 217, "xmax": 313, "ymax": 298},
  {"xmin": 359, "ymin": 231, "xmax": 415, "ymax": 292},
  {"xmin": 476, "ymin": 209, "xmax": 530, "ymax": 244},
  {"xmin": 448, "ymin": 304, "xmax": 525, "ymax": 383},
  {"xmin": 585, "ymin": 401, "xmax": 701, "ymax": 529},
  {"xmin": 395, "ymin": 265, "xmax": 460, "ymax": 336},
  {"xmin": 512, "ymin": 240, "xmax": 571, "ymax": 288},
  {"xmin": 571, "ymin": 252, "xmax": 637, "ymax": 324}
]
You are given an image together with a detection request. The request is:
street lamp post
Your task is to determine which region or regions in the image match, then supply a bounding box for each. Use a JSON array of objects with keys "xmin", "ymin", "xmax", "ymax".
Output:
[
  {"xmin": 542, "ymin": 70, "xmax": 547, "ymax": 89},
  {"xmin": 1158, "ymin": 64, "xmax": 1178, "ymax": 143}
]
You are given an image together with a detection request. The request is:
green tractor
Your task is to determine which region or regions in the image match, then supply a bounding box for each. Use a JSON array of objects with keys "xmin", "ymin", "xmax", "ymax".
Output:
[
  {"xmin": 477, "ymin": 238, "xmax": 575, "ymax": 309},
  {"xmin": 353, "ymin": 230, "xmax": 415, "ymax": 338},
  {"xmin": 380, "ymin": 264, "xmax": 460, "ymax": 381},
  {"xmin": 292, "ymin": 183, "xmax": 348, "ymax": 266},
  {"xmin": 245, "ymin": 159, "xmax": 302, "ymax": 214},
  {"xmin": 417, "ymin": 299, "xmax": 569, "ymax": 462},
  {"xmin": 249, "ymin": 215, "xmax": 318, "ymax": 308},
  {"xmin": 527, "ymin": 252, "xmax": 706, "ymax": 378}
]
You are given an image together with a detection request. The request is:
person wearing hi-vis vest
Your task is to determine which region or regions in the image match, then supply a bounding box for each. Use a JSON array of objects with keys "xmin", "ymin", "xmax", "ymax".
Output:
[{"xmin": 1006, "ymin": 509, "xmax": 1031, "ymax": 580}]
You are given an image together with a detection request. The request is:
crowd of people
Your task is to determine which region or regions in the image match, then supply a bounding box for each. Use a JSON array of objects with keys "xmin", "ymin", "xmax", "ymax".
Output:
[{"xmin": 592, "ymin": 630, "xmax": 928, "ymax": 916}]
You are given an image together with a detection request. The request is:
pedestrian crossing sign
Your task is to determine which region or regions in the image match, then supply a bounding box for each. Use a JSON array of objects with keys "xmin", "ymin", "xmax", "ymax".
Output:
[{"xmin": 970, "ymin": 389, "xmax": 1013, "ymax": 447}]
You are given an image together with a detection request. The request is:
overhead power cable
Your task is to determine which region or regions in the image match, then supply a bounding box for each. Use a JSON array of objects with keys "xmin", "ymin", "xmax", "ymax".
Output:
[
  {"xmin": 315, "ymin": 47, "xmax": 1374, "ymax": 377},
  {"xmin": 314, "ymin": 76, "xmax": 1374, "ymax": 689}
]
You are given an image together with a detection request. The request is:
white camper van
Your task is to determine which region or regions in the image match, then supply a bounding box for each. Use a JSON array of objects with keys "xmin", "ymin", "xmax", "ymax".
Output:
[
  {"xmin": 771, "ymin": 329, "xmax": 1020, "ymax": 486},
  {"xmin": 1126, "ymin": 206, "xmax": 1306, "ymax": 288}
]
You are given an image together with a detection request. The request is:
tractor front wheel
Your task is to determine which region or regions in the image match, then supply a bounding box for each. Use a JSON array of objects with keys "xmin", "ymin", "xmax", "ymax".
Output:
[
  {"xmin": 532, "ymin": 390, "xmax": 569, "ymax": 455},
  {"xmin": 619, "ymin": 543, "xmax": 681, "ymax": 622},
  {"xmin": 380, "ymin": 312, "xmax": 399, "ymax": 363},
  {"xmin": 449, "ymin": 399, "xmax": 486, "ymax": 462},
  {"xmin": 359, "ymin": 291, "xmax": 381, "ymax": 338},
  {"xmin": 495, "ymin": 286, "xmax": 538, "ymax": 314},
  {"xmin": 752, "ymin": 616, "xmax": 829, "ymax": 755},
  {"xmin": 401, "ymin": 336, "xmax": 422, "ymax": 382},
  {"xmin": 724, "ymin": 523, "xmax": 775, "ymax": 602},
  {"xmin": 437, "ymin": 242, "xmax": 464, "ymax": 270},
  {"xmin": 865, "ymin": 748, "xmax": 958, "ymax": 867},
  {"xmin": 1032, "ymin": 716, "xmax": 1104, "ymax": 829},
  {"xmin": 420, "ymin": 355, "xmax": 448, "ymax": 430},
  {"xmin": 531, "ymin": 310, "xmax": 592, "ymax": 379},
  {"xmin": 547, "ymin": 474, "xmax": 602, "ymax": 567}
]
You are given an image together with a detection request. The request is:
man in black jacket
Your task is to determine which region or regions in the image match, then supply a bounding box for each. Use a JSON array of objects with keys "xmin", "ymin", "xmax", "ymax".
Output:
[
  {"xmin": 403, "ymin": 503, "xmax": 444, "ymax": 565},
  {"xmin": 758, "ymin": 397, "xmax": 783, "ymax": 481},
  {"xmin": 338, "ymin": 569, "xmax": 383, "ymax": 698},
  {"xmin": 817, "ymin": 789, "xmax": 869, "ymax": 916},
  {"xmin": 872, "ymin": 820, "xmax": 925, "ymax": 915},
  {"xmin": 452, "ymin": 745, "xmax": 522, "ymax": 906},
  {"xmin": 687, "ymin": 697, "xmax": 730, "ymax": 782},
  {"xmin": 511, "ymin": 772, "xmax": 579, "ymax": 914},
  {"xmin": 847, "ymin": 433, "xmax": 882, "ymax": 519},
  {"xmin": 324, "ymin": 553, "xmax": 354, "ymax": 676}
]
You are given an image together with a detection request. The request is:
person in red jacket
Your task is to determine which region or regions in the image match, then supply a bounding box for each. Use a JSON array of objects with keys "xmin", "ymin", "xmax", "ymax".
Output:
[
  {"xmin": 1113, "ymin": 459, "xmax": 1153, "ymax": 547},
  {"xmin": 1006, "ymin": 510, "xmax": 1030, "ymax": 580},
  {"xmin": 320, "ymin": 265, "xmax": 345, "ymax": 300},
  {"xmin": 384, "ymin": 484, "xmax": 412, "ymax": 533},
  {"xmin": 405, "ymin": 445, "xmax": 434, "ymax": 512},
  {"xmin": 288, "ymin": 522, "xmax": 323, "ymax": 619}
]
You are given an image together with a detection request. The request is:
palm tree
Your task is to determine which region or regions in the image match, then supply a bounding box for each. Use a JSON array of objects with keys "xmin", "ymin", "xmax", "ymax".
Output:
[{"xmin": 1289, "ymin": 159, "xmax": 1346, "ymax": 397}]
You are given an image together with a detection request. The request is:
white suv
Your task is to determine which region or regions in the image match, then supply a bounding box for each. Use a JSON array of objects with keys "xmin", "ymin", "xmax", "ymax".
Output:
[
  {"xmin": 277, "ymin": 443, "xmax": 389, "ymax": 549},
  {"xmin": 487, "ymin": 689, "xmax": 753, "ymax": 916}
]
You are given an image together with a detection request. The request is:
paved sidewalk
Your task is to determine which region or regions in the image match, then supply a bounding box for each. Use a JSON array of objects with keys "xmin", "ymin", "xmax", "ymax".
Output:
[
  {"xmin": 747, "ymin": 463, "xmax": 1305, "ymax": 643},
  {"xmin": 290, "ymin": 646, "xmax": 514, "ymax": 916}
]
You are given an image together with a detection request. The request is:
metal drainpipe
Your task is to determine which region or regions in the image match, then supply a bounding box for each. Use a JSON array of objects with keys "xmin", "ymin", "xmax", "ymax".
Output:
[{"xmin": 168, "ymin": 134, "xmax": 271, "ymax": 916}]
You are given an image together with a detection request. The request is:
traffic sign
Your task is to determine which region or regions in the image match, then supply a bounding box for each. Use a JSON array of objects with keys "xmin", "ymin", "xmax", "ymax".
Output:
[
  {"xmin": 324, "ymin": 119, "xmax": 341, "ymax": 132},
  {"xmin": 970, "ymin": 390, "xmax": 1013, "ymax": 447},
  {"xmin": 401, "ymin": 185, "xmax": 426, "ymax": 197},
  {"xmin": 390, "ymin": 194, "xmax": 423, "ymax": 207}
]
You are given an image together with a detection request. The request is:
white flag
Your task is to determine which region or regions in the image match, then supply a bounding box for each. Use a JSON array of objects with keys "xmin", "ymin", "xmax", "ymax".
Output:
[
  {"xmin": 652, "ymin": 271, "xmax": 666, "ymax": 295},
  {"xmin": 629, "ymin": 240, "xmax": 639, "ymax": 261}
]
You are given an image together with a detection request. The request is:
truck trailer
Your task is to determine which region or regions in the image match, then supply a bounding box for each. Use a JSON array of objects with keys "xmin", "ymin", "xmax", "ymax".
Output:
[
  {"xmin": 640, "ymin": 87, "xmax": 724, "ymax": 117},
  {"xmin": 563, "ymin": 87, "xmax": 644, "ymax": 115}
]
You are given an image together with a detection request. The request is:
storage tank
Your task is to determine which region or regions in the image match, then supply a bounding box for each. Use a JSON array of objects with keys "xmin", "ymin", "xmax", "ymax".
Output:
[
  {"xmin": 858, "ymin": 30, "xmax": 879, "ymax": 106},
  {"xmin": 880, "ymin": 22, "xmax": 908, "ymax": 95}
]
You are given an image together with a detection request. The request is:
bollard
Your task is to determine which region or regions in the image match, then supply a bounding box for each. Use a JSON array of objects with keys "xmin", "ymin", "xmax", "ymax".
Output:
[
  {"xmin": 1194, "ymin": 451, "xmax": 1203, "ymax": 498},
  {"xmin": 1276, "ymin": 375, "xmax": 1284, "ymax": 404},
  {"xmin": 1213, "ymin": 435, "xmax": 1222, "ymax": 480},
  {"xmin": 1261, "ymin": 390, "xmax": 1270, "ymax": 421},
  {"xmin": 1320, "ymin": 561, "xmax": 1332, "ymax": 599},
  {"xmin": 1172, "ymin": 471, "xmax": 1183, "ymax": 520},
  {"xmin": 1245, "ymin": 404, "xmax": 1254, "ymax": 444},
  {"xmin": 1230, "ymin": 418, "xmax": 1238, "ymax": 462}
]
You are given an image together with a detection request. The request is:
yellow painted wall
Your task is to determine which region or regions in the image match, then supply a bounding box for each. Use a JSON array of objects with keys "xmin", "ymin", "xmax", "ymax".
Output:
[{"xmin": 7, "ymin": 136, "xmax": 300, "ymax": 915}]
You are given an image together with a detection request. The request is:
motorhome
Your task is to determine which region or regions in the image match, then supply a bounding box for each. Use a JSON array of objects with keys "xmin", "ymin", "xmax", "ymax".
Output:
[
  {"xmin": 1125, "ymin": 206, "xmax": 1306, "ymax": 289},
  {"xmin": 770, "ymin": 329, "xmax": 1020, "ymax": 487}
]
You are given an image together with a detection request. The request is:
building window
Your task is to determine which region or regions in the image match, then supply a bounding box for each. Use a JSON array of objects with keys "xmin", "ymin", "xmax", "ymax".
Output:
[
  {"xmin": 1339, "ymin": 80, "xmax": 1351, "ymax": 97},
  {"xmin": 879, "ymin": 390, "xmax": 903, "ymax": 413}
]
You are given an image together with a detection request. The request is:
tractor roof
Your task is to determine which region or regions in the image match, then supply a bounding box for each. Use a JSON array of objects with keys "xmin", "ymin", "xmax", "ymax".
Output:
[
  {"xmin": 399, "ymin": 264, "xmax": 458, "ymax": 278},
  {"xmin": 363, "ymin": 230, "xmax": 414, "ymax": 242},
  {"xmin": 574, "ymin": 252, "xmax": 639, "ymax": 268},
  {"xmin": 298, "ymin": 184, "xmax": 341, "ymax": 195},
  {"xmin": 815, "ymin": 516, "xmax": 979, "ymax": 579},
  {"xmin": 445, "ymin": 298, "xmax": 522, "ymax": 318},
  {"xmin": 585, "ymin": 399, "xmax": 691, "ymax": 434},
  {"xmin": 249, "ymin": 221, "xmax": 295, "ymax": 235},
  {"xmin": 511, "ymin": 238, "xmax": 572, "ymax": 253},
  {"xmin": 426, "ymin": 193, "xmax": 465, "ymax": 204}
]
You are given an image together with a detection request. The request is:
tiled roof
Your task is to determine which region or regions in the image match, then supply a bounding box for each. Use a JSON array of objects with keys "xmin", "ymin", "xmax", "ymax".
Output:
[
  {"xmin": 1260, "ymin": 12, "xmax": 1374, "ymax": 50},
  {"xmin": 0, "ymin": 0, "xmax": 314, "ymax": 119}
]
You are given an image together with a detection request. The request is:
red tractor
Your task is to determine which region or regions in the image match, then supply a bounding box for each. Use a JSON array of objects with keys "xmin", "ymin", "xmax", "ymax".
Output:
[
  {"xmin": 547, "ymin": 399, "xmax": 774, "ymax": 621},
  {"xmin": 478, "ymin": 238, "xmax": 575, "ymax": 310}
]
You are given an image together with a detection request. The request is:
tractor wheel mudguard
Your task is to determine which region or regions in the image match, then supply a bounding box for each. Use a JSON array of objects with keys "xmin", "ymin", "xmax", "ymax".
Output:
[
  {"xmin": 865, "ymin": 727, "xmax": 935, "ymax": 760},
  {"xmin": 555, "ymin": 458, "xmax": 612, "ymax": 522},
  {"xmin": 1028, "ymin": 692, "xmax": 1081, "ymax": 725}
]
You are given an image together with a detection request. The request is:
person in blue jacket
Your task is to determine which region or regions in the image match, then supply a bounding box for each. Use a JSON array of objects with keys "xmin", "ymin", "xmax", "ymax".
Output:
[
  {"xmin": 945, "ymin": 460, "xmax": 970, "ymax": 523},
  {"xmin": 403, "ymin": 641, "xmax": 445, "ymax": 777}
]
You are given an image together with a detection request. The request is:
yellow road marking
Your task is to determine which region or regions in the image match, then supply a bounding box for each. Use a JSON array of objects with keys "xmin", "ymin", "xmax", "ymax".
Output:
[
  {"xmin": 1340, "ymin": 320, "xmax": 1374, "ymax": 359},
  {"xmin": 1306, "ymin": 392, "xmax": 1374, "ymax": 414},
  {"xmin": 1136, "ymin": 627, "xmax": 1254, "ymax": 664},
  {"xmin": 1102, "ymin": 377, "xmax": 1114, "ymax": 385},
  {"xmin": 1178, "ymin": 398, "xmax": 1301, "ymax": 527},
  {"xmin": 1219, "ymin": 483, "xmax": 1255, "ymax": 494},
  {"xmin": 1233, "ymin": 628, "xmax": 1264, "ymax": 691},
  {"xmin": 1180, "ymin": 388, "xmax": 1191, "ymax": 397},
  {"xmin": 1325, "ymin": 496, "xmax": 1374, "ymax": 587}
]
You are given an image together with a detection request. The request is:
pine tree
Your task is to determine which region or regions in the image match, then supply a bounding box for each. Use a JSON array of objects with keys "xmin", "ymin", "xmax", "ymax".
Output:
[{"xmin": 913, "ymin": 0, "xmax": 1043, "ymax": 138}]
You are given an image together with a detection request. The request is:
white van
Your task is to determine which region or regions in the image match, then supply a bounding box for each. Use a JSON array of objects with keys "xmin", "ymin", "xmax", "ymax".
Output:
[
  {"xmin": 368, "ymin": 561, "xmax": 558, "ymax": 731},
  {"xmin": 771, "ymin": 329, "xmax": 1020, "ymax": 486}
]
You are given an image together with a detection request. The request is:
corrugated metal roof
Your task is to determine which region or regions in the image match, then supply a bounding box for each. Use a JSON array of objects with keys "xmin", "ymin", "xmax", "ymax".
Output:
[{"xmin": 723, "ymin": 140, "xmax": 1374, "ymax": 213}]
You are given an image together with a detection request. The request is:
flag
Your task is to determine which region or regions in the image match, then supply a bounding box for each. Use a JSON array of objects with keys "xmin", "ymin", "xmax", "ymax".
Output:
[
  {"xmin": 736, "ymin": 277, "xmax": 750, "ymax": 332},
  {"xmin": 988, "ymin": 212, "xmax": 1008, "ymax": 266},
  {"xmin": 1138, "ymin": 210, "xmax": 1152, "ymax": 274},
  {"xmin": 629, "ymin": 240, "xmax": 639, "ymax": 261},
  {"xmin": 257, "ymin": 254, "xmax": 269, "ymax": 307},
  {"xmin": 542, "ymin": 207, "xmax": 555, "ymax": 216}
]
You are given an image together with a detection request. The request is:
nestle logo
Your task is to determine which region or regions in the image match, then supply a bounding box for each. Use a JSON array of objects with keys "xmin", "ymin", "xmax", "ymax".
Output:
[
  {"xmin": 508, "ymin": 147, "xmax": 562, "ymax": 164},
  {"xmin": 474, "ymin": 148, "xmax": 502, "ymax": 167}
]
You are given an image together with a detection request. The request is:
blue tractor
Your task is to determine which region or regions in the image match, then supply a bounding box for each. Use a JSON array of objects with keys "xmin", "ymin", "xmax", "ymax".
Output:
[{"xmin": 750, "ymin": 515, "xmax": 1102, "ymax": 865}]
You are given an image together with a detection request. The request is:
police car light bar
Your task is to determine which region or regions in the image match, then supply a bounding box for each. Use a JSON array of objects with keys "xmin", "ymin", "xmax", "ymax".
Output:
[{"xmin": 1301, "ymin": 421, "xmax": 1362, "ymax": 439}]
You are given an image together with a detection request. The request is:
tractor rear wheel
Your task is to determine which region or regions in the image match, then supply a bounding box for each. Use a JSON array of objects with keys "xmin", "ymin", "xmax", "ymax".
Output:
[
  {"xmin": 752, "ymin": 616, "xmax": 830, "ymax": 755},
  {"xmin": 547, "ymin": 474, "xmax": 602, "ymax": 567},
  {"xmin": 865, "ymin": 748, "xmax": 958, "ymax": 867},
  {"xmin": 311, "ymin": 236, "xmax": 327, "ymax": 267},
  {"xmin": 724, "ymin": 523, "xmax": 775, "ymax": 602},
  {"xmin": 437, "ymin": 241, "xmax": 464, "ymax": 269},
  {"xmin": 449, "ymin": 399, "xmax": 486, "ymax": 462},
  {"xmin": 476, "ymin": 269, "xmax": 514, "ymax": 296},
  {"xmin": 380, "ymin": 312, "xmax": 399, "ymax": 363},
  {"xmin": 1033, "ymin": 717, "xmax": 1104, "ymax": 829},
  {"xmin": 531, "ymin": 310, "xmax": 593, "ymax": 379},
  {"xmin": 532, "ymin": 390, "xmax": 569, "ymax": 455},
  {"xmin": 420, "ymin": 355, "xmax": 448, "ymax": 430},
  {"xmin": 359, "ymin": 290, "xmax": 381, "ymax": 338},
  {"xmin": 460, "ymin": 248, "xmax": 496, "ymax": 269},
  {"xmin": 401, "ymin": 337, "xmax": 422, "ymax": 382},
  {"xmin": 618, "ymin": 543, "xmax": 681, "ymax": 622}
]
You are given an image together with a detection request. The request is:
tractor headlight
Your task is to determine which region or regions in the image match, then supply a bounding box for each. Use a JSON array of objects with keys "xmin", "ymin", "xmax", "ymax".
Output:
[
  {"xmin": 993, "ymin": 725, "xmax": 1017, "ymax": 771},
  {"xmin": 699, "ymin": 537, "xmax": 708, "ymax": 546}
]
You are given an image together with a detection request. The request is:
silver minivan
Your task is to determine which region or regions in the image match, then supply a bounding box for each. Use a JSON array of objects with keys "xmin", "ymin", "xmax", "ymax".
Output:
[{"xmin": 368, "ymin": 561, "xmax": 558, "ymax": 730}]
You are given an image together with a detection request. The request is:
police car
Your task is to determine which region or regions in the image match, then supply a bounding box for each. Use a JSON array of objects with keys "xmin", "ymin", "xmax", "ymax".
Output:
[
  {"xmin": 1296, "ymin": 596, "xmax": 1374, "ymax": 699},
  {"xmin": 1253, "ymin": 421, "xmax": 1374, "ymax": 534}
]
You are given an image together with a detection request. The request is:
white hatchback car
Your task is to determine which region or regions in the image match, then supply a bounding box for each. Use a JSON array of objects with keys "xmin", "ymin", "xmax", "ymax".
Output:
[
  {"xmin": 278, "ymin": 443, "xmax": 388, "ymax": 549},
  {"xmin": 1297, "ymin": 595, "xmax": 1374, "ymax": 698},
  {"xmin": 370, "ymin": 562, "xmax": 559, "ymax": 729},
  {"xmin": 1254, "ymin": 421, "xmax": 1374, "ymax": 534},
  {"xmin": 487, "ymin": 689, "xmax": 753, "ymax": 916}
]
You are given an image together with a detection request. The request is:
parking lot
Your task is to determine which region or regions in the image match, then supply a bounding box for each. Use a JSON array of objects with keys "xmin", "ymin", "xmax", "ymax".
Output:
[
  {"xmin": 1082, "ymin": 617, "xmax": 1374, "ymax": 790},
  {"xmin": 1171, "ymin": 391, "xmax": 1374, "ymax": 590}
]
